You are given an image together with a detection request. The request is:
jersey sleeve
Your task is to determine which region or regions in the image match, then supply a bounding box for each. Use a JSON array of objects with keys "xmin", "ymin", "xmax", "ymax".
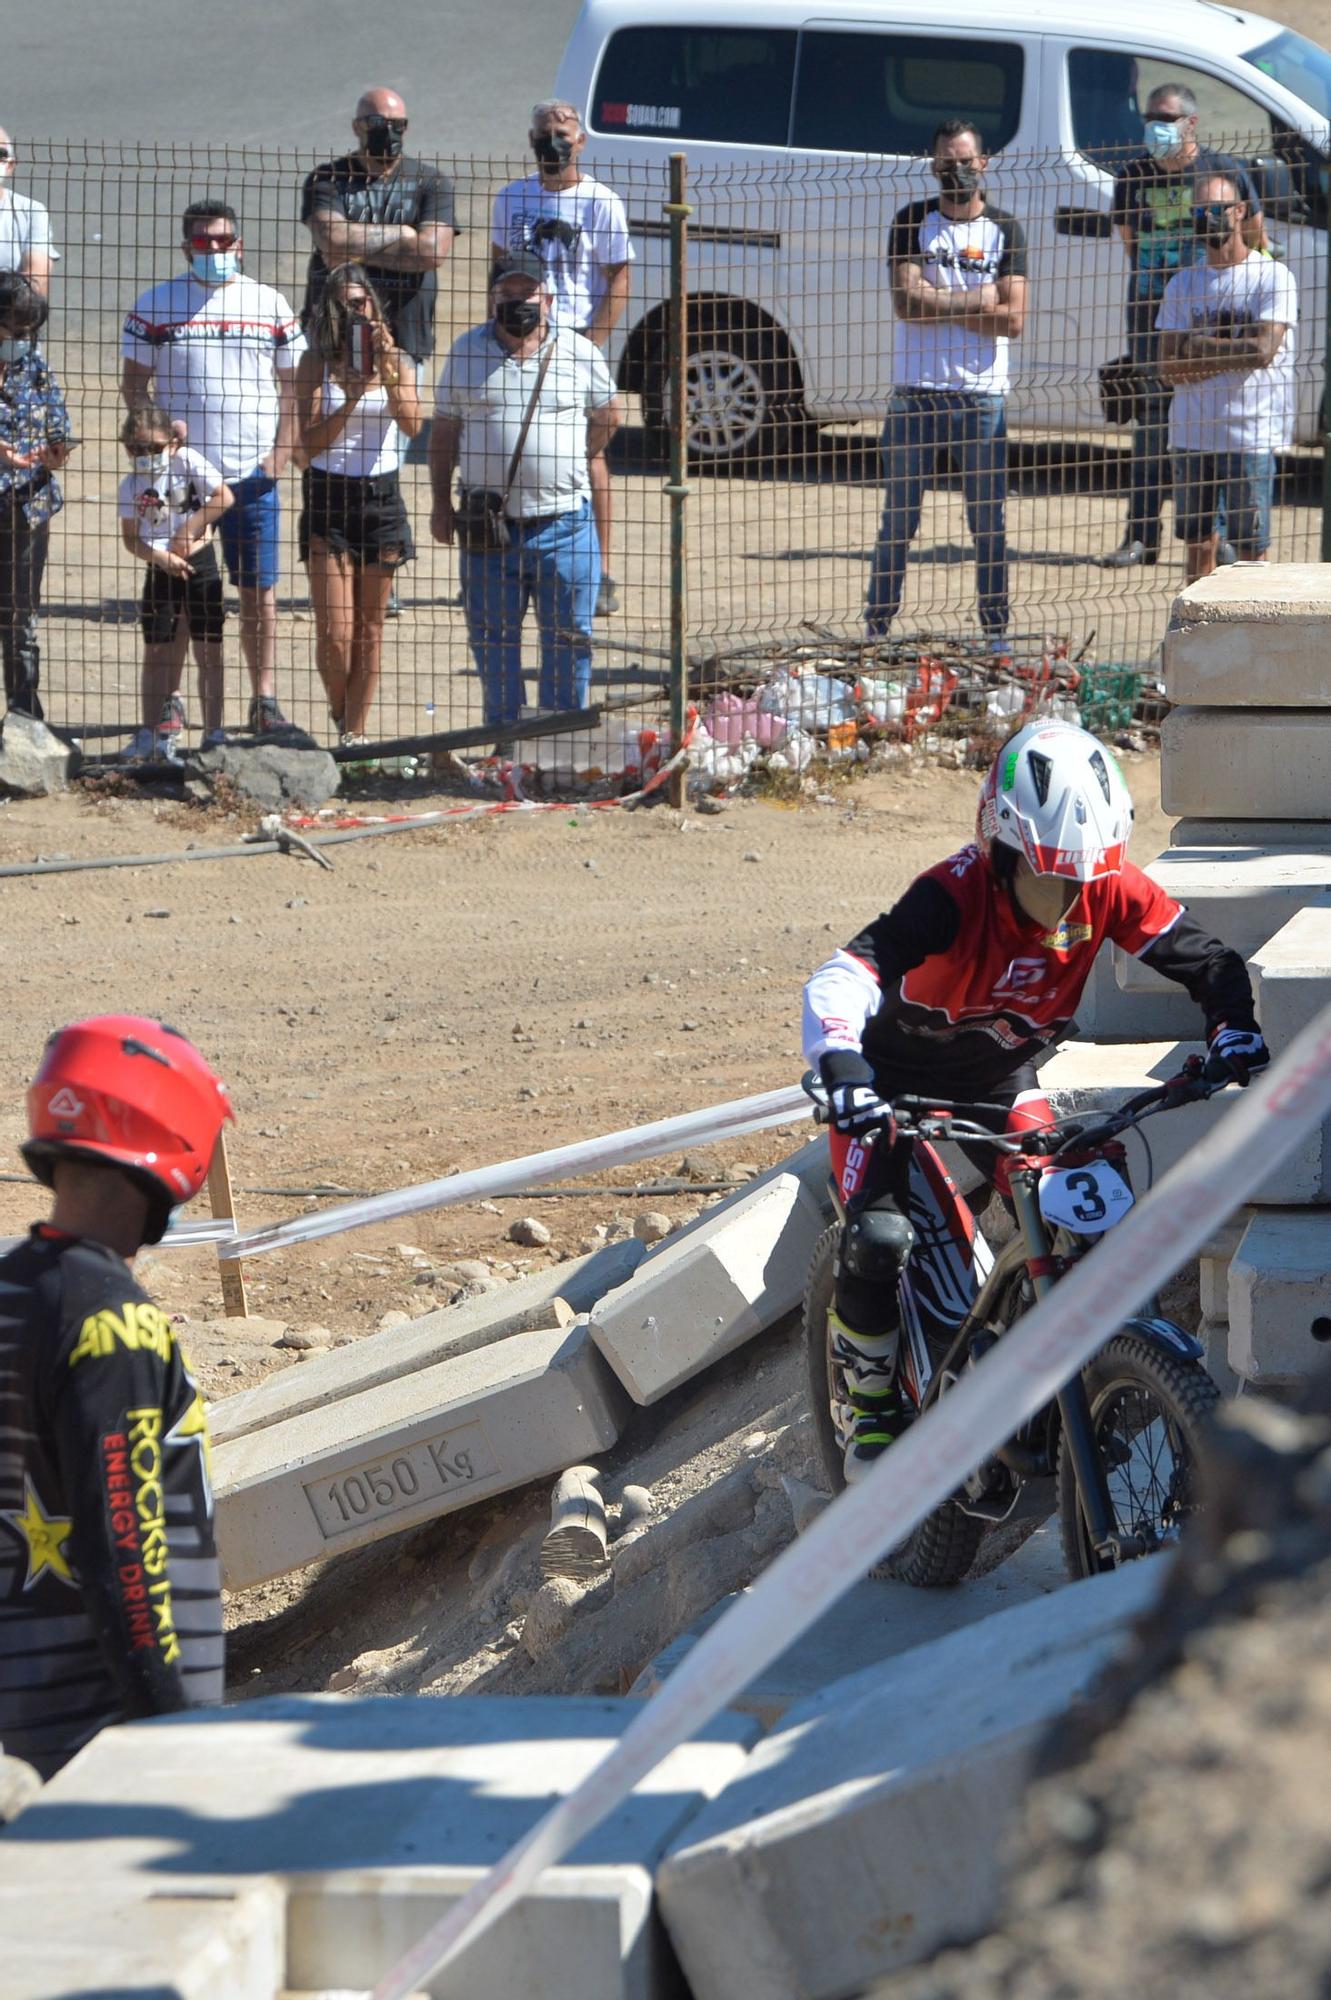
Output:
[
  {"xmin": 25, "ymin": 200, "xmax": 52, "ymax": 258},
  {"xmin": 43, "ymin": 1273, "xmax": 223, "ymax": 1724},
  {"xmin": 116, "ymin": 473, "xmax": 137, "ymax": 522},
  {"xmin": 997, "ymin": 213, "xmax": 1028, "ymax": 280},
  {"xmin": 593, "ymin": 190, "xmax": 634, "ymax": 264},
  {"xmin": 418, "ymin": 167, "xmax": 458, "ymax": 231},
  {"xmin": 802, "ymin": 874, "xmax": 962, "ymax": 1078},
  {"xmin": 121, "ymin": 291, "xmax": 162, "ymax": 366},
  {"xmin": 180, "ymin": 447, "xmax": 226, "ymax": 499},
  {"xmin": 1265, "ymin": 259, "xmax": 1298, "ymax": 326},
  {"xmin": 302, "ymin": 162, "xmax": 345, "ymax": 223},
  {"xmin": 270, "ymin": 292, "xmax": 306, "ymax": 372},
  {"xmin": 584, "ymin": 340, "xmax": 617, "ymax": 407},
  {"xmin": 1155, "ymin": 270, "xmax": 1190, "ymax": 332},
  {"xmin": 887, "ymin": 200, "xmax": 925, "ymax": 271}
]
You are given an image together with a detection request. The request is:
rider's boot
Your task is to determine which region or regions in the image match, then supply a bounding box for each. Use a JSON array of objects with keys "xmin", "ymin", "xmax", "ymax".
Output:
[{"xmin": 829, "ymin": 1308, "xmax": 909, "ymax": 1484}]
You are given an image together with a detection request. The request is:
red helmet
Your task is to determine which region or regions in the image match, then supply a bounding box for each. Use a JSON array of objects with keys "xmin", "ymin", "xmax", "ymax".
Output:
[{"xmin": 22, "ymin": 1015, "xmax": 235, "ymax": 1242}]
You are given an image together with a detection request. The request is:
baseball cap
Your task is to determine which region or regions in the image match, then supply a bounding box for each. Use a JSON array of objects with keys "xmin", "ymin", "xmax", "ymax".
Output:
[{"xmin": 490, "ymin": 252, "xmax": 547, "ymax": 287}]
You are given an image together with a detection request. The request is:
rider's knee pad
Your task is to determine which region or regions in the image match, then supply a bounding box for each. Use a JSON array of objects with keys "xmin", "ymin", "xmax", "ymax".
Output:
[{"xmin": 840, "ymin": 1207, "xmax": 915, "ymax": 1285}]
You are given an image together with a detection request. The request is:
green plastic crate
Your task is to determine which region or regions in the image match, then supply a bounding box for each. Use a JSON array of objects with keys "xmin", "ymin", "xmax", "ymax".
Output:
[{"xmin": 1078, "ymin": 666, "xmax": 1142, "ymax": 731}]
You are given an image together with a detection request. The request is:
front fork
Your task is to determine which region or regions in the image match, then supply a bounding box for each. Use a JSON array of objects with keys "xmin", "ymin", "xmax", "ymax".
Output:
[{"xmin": 1009, "ymin": 1169, "xmax": 1127, "ymax": 1566}]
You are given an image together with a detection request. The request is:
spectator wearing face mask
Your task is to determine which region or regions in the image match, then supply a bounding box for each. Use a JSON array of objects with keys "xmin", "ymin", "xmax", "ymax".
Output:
[
  {"xmin": 0, "ymin": 125, "xmax": 54, "ymax": 295},
  {"xmin": 0, "ymin": 272, "xmax": 74, "ymax": 719},
  {"xmin": 1103, "ymin": 81, "xmax": 1264, "ymax": 569},
  {"xmin": 491, "ymin": 100, "xmax": 633, "ymax": 618},
  {"xmin": 300, "ymin": 88, "xmax": 458, "ymax": 371},
  {"xmin": 121, "ymin": 201, "xmax": 305, "ymax": 735}
]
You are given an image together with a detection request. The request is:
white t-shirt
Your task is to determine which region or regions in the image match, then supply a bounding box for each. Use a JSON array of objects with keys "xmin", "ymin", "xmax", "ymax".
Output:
[
  {"xmin": 309, "ymin": 371, "xmax": 405, "ymax": 479},
  {"xmin": 490, "ymin": 174, "xmax": 633, "ymax": 333},
  {"xmin": 888, "ymin": 199, "xmax": 1028, "ymax": 395},
  {"xmin": 435, "ymin": 326, "xmax": 615, "ymax": 517},
  {"xmin": 121, "ymin": 273, "xmax": 306, "ymax": 481},
  {"xmin": 0, "ymin": 189, "xmax": 54, "ymax": 273},
  {"xmin": 1156, "ymin": 253, "xmax": 1298, "ymax": 452},
  {"xmin": 117, "ymin": 445, "xmax": 225, "ymax": 553}
]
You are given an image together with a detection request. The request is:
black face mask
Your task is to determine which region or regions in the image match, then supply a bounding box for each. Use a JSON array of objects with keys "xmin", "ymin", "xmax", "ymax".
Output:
[
  {"xmin": 534, "ymin": 131, "xmax": 574, "ymax": 170},
  {"xmin": 937, "ymin": 162, "xmax": 983, "ymax": 198},
  {"xmin": 1195, "ymin": 203, "xmax": 1234, "ymax": 243},
  {"xmin": 363, "ymin": 120, "xmax": 406, "ymax": 161},
  {"xmin": 495, "ymin": 297, "xmax": 542, "ymax": 337}
]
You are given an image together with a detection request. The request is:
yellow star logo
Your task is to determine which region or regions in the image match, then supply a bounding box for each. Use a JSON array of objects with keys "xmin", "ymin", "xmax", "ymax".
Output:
[
  {"xmin": 168, "ymin": 1389, "xmax": 213, "ymax": 1499},
  {"xmin": 4, "ymin": 1478, "xmax": 75, "ymax": 1590}
]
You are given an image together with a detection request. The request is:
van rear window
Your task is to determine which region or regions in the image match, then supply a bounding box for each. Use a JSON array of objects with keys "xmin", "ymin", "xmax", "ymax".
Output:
[
  {"xmin": 590, "ymin": 26, "xmax": 798, "ymax": 145},
  {"xmin": 792, "ymin": 31, "xmax": 1024, "ymax": 155}
]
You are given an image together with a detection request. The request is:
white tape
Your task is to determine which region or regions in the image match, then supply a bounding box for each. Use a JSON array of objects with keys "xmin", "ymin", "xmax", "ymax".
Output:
[
  {"xmin": 219, "ymin": 1083, "xmax": 811, "ymax": 1261},
  {"xmin": 371, "ymin": 1004, "xmax": 1331, "ymax": 2000}
]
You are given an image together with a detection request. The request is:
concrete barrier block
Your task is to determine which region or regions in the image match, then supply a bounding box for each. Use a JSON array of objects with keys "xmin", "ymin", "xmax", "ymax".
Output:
[
  {"xmin": 1164, "ymin": 565, "xmax": 1331, "ymax": 706},
  {"xmin": 1229, "ymin": 1211, "xmax": 1331, "ymax": 1386},
  {"xmin": 1074, "ymin": 943, "xmax": 1202, "ymax": 1043},
  {"xmin": 1113, "ymin": 850, "xmax": 1331, "ymax": 996},
  {"xmin": 657, "ymin": 1560, "xmax": 1164, "ymax": 1999},
  {"xmin": 1161, "ymin": 709, "xmax": 1331, "ymax": 820},
  {"xmin": 2, "ymin": 1883, "xmax": 284, "ymax": 2000},
  {"xmin": 1171, "ymin": 820, "xmax": 1331, "ymax": 849},
  {"xmin": 1038, "ymin": 1040, "xmax": 1327, "ymax": 1205},
  {"xmin": 1197, "ymin": 1315, "xmax": 1241, "ymax": 1398},
  {"xmin": 2, "ymin": 1695, "xmax": 760, "ymax": 2000},
  {"xmin": 210, "ymin": 1236, "xmax": 646, "ymax": 1447},
  {"xmin": 214, "ymin": 1322, "xmax": 629, "ymax": 1589},
  {"xmin": 590, "ymin": 1169, "xmax": 827, "ymax": 1405},
  {"xmin": 1253, "ymin": 905, "xmax": 1331, "ymax": 1044}
]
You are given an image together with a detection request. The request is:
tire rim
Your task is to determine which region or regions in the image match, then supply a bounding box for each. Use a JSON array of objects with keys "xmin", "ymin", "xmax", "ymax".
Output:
[
  {"xmin": 669, "ymin": 345, "xmax": 769, "ymax": 458},
  {"xmin": 1092, "ymin": 1380, "xmax": 1194, "ymax": 1551}
]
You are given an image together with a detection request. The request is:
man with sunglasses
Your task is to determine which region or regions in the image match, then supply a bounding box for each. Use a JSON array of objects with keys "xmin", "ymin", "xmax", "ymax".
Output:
[
  {"xmin": 122, "ymin": 201, "xmax": 305, "ymax": 736},
  {"xmin": 0, "ymin": 128, "xmax": 53, "ymax": 297},
  {"xmin": 1156, "ymin": 170, "xmax": 1296, "ymax": 584},
  {"xmin": 300, "ymin": 87, "xmax": 458, "ymax": 369}
]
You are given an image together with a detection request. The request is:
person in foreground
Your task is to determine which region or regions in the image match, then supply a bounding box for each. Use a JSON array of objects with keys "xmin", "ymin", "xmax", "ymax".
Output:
[
  {"xmin": 0, "ymin": 1015, "xmax": 233, "ymax": 1777},
  {"xmin": 802, "ymin": 720, "xmax": 1268, "ymax": 1482}
]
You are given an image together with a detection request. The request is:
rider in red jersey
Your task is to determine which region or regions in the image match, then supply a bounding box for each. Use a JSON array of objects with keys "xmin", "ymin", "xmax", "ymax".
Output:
[{"xmin": 802, "ymin": 719, "xmax": 1267, "ymax": 1480}]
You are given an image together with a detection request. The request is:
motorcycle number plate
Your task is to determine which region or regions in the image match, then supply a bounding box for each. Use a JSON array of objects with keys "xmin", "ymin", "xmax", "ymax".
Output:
[{"xmin": 1038, "ymin": 1161, "xmax": 1134, "ymax": 1235}]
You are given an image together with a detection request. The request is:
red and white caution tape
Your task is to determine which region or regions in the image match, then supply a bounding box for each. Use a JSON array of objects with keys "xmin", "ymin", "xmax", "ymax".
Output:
[{"xmin": 370, "ymin": 1002, "xmax": 1331, "ymax": 2000}]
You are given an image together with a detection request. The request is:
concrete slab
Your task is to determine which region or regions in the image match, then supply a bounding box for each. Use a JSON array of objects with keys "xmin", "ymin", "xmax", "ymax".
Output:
[
  {"xmin": 214, "ymin": 1322, "xmax": 629, "ymax": 1589},
  {"xmin": 630, "ymin": 1522, "xmax": 1068, "ymax": 1728},
  {"xmin": 1171, "ymin": 820, "xmax": 1331, "ymax": 849},
  {"xmin": 590, "ymin": 1168, "xmax": 827, "ymax": 1405},
  {"xmin": 1, "ymin": 1882, "xmax": 284, "ymax": 2000},
  {"xmin": 209, "ymin": 1236, "xmax": 646, "ymax": 1447},
  {"xmin": 657, "ymin": 1558, "xmax": 1165, "ymax": 2000},
  {"xmin": 1197, "ymin": 1314, "xmax": 1242, "ymax": 1398},
  {"xmin": 1229, "ymin": 1209, "xmax": 1331, "ymax": 1386},
  {"xmin": 2, "ymin": 1694, "xmax": 760, "ymax": 2000},
  {"xmin": 1161, "ymin": 709, "xmax": 1331, "ymax": 820},
  {"xmin": 1113, "ymin": 849, "xmax": 1331, "ymax": 995},
  {"xmin": 1074, "ymin": 942, "xmax": 1201, "ymax": 1043},
  {"xmin": 1039, "ymin": 1039, "xmax": 1328, "ymax": 1205},
  {"xmin": 1163, "ymin": 565, "xmax": 1331, "ymax": 706},
  {"xmin": 1253, "ymin": 904, "xmax": 1331, "ymax": 1044}
]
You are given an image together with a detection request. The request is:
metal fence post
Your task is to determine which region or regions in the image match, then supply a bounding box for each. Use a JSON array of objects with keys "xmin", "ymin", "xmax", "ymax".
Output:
[{"xmin": 665, "ymin": 152, "xmax": 691, "ymax": 807}]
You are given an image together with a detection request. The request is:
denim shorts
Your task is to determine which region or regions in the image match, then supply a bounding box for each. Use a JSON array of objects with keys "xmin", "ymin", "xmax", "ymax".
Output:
[
  {"xmin": 1171, "ymin": 451, "xmax": 1274, "ymax": 554},
  {"xmin": 218, "ymin": 469, "xmax": 281, "ymax": 589}
]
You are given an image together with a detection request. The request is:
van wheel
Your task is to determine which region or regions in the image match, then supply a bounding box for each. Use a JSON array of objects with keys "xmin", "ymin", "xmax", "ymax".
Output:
[{"xmin": 647, "ymin": 318, "xmax": 801, "ymax": 465}]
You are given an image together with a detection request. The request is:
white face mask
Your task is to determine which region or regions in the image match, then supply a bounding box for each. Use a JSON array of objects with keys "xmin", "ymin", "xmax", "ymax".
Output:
[{"xmin": 132, "ymin": 451, "xmax": 170, "ymax": 477}]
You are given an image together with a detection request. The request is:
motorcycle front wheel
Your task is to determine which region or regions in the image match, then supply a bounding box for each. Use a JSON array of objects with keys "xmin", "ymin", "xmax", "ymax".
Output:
[{"xmin": 1057, "ymin": 1328, "xmax": 1220, "ymax": 1579}]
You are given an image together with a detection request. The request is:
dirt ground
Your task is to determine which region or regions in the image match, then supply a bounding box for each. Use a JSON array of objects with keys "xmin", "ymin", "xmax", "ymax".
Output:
[{"xmin": 0, "ymin": 750, "xmax": 1175, "ymax": 1697}]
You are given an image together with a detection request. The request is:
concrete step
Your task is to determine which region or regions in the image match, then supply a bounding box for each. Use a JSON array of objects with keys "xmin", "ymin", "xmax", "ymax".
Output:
[
  {"xmin": 1170, "ymin": 820, "xmax": 1331, "ymax": 849},
  {"xmin": 1229, "ymin": 1209, "xmax": 1331, "ymax": 1387},
  {"xmin": 1, "ymin": 1883, "xmax": 284, "ymax": 2000},
  {"xmin": 1, "ymin": 1694, "xmax": 760, "ymax": 2000},
  {"xmin": 1197, "ymin": 1314, "xmax": 1242, "ymax": 1398},
  {"xmin": 631, "ymin": 1523, "xmax": 1068, "ymax": 1728},
  {"xmin": 209, "ymin": 1236, "xmax": 645, "ymax": 1448},
  {"xmin": 1161, "ymin": 709, "xmax": 1331, "ymax": 820},
  {"xmin": 1253, "ymin": 904, "xmax": 1331, "ymax": 1044},
  {"xmin": 213, "ymin": 1321, "xmax": 628, "ymax": 1589},
  {"xmin": 656, "ymin": 1558, "xmax": 1165, "ymax": 2000},
  {"xmin": 1115, "ymin": 849, "xmax": 1331, "ymax": 996},
  {"xmin": 1163, "ymin": 565, "xmax": 1331, "ymax": 706}
]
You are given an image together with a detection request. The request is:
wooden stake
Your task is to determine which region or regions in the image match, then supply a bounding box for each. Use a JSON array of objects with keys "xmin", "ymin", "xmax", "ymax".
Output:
[{"xmin": 207, "ymin": 1130, "xmax": 249, "ymax": 1319}]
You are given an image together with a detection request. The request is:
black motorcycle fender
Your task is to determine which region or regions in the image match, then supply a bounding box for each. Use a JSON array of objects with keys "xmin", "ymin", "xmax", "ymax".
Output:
[{"xmin": 1120, "ymin": 1314, "xmax": 1206, "ymax": 1364}]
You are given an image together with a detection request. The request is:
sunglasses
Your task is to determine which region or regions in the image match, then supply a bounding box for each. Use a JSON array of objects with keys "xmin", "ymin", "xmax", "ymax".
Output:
[
  {"xmin": 0, "ymin": 150, "xmax": 12, "ymax": 163},
  {"xmin": 189, "ymin": 231, "xmax": 238, "ymax": 251},
  {"xmin": 365, "ymin": 117, "xmax": 408, "ymax": 134}
]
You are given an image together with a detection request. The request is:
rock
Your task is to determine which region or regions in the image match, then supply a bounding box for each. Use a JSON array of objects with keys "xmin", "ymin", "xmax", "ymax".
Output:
[
  {"xmin": 0, "ymin": 1751, "xmax": 41, "ymax": 1824},
  {"xmin": 192, "ymin": 734, "xmax": 339, "ymax": 810},
  {"xmin": 780, "ymin": 1471, "xmax": 832, "ymax": 1536},
  {"xmin": 680, "ymin": 1153, "xmax": 713, "ymax": 1181},
  {"xmin": 508, "ymin": 1216, "xmax": 553, "ymax": 1248},
  {"xmin": 618, "ymin": 1484, "xmax": 654, "ymax": 1531},
  {"xmin": 439, "ymin": 1259, "xmax": 498, "ymax": 1285},
  {"xmin": 376, "ymin": 1310, "xmax": 412, "ymax": 1331},
  {"xmin": 730, "ymin": 1161, "xmax": 760, "ymax": 1179},
  {"xmin": 324, "ymin": 1665, "xmax": 359, "ymax": 1692},
  {"xmin": 696, "ymin": 794, "xmax": 727, "ymax": 815},
  {"xmin": 0, "ymin": 713, "xmax": 72, "ymax": 797},
  {"xmin": 521, "ymin": 1575, "xmax": 588, "ymax": 1662},
  {"xmin": 274, "ymin": 1327, "xmax": 323, "ymax": 1351},
  {"xmin": 634, "ymin": 1210, "xmax": 674, "ymax": 1244}
]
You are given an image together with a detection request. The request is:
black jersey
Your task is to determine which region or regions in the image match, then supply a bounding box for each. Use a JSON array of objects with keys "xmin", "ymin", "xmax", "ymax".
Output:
[{"xmin": 0, "ymin": 1227, "xmax": 223, "ymax": 1777}]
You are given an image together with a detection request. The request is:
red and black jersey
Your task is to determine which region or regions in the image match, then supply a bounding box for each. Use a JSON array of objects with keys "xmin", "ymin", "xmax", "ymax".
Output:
[
  {"xmin": 0, "ymin": 1228, "xmax": 223, "ymax": 1777},
  {"xmin": 803, "ymin": 842, "xmax": 1257, "ymax": 1100}
]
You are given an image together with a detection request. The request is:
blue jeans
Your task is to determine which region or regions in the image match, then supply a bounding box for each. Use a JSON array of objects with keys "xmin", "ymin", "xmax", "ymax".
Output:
[
  {"xmin": 459, "ymin": 499, "xmax": 599, "ymax": 728},
  {"xmin": 1171, "ymin": 451, "xmax": 1274, "ymax": 554},
  {"xmin": 867, "ymin": 390, "xmax": 1009, "ymax": 638},
  {"xmin": 1123, "ymin": 325, "xmax": 1225, "ymax": 550}
]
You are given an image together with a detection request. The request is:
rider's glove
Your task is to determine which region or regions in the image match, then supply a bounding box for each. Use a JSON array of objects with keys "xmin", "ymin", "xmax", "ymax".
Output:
[
  {"xmin": 827, "ymin": 1080, "xmax": 894, "ymax": 1139},
  {"xmin": 1205, "ymin": 1024, "xmax": 1270, "ymax": 1088}
]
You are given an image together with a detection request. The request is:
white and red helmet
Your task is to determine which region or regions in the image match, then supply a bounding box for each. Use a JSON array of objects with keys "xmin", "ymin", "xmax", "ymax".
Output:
[{"xmin": 977, "ymin": 720, "xmax": 1133, "ymax": 882}]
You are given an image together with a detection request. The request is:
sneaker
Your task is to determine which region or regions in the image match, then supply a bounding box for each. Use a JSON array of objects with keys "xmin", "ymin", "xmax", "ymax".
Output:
[
  {"xmin": 248, "ymin": 695, "xmax": 288, "ymax": 735},
  {"xmin": 1217, "ymin": 539, "xmax": 1238, "ymax": 566},
  {"xmin": 1100, "ymin": 538, "xmax": 1159, "ymax": 569},
  {"xmin": 386, "ymin": 587, "xmax": 401, "ymax": 618},
  {"xmin": 121, "ymin": 726, "xmax": 156, "ymax": 762},
  {"xmin": 157, "ymin": 691, "xmax": 186, "ymax": 738},
  {"xmin": 595, "ymin": 574, "xmax": 620, "ymax": 618},
  {"xmin": 202, "ymin": 728, "xmax": 229, "ymax": 749}
]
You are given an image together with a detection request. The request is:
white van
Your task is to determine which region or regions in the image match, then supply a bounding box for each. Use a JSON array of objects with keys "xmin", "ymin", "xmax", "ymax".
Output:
[{"xmin": 554, "ymin": 0, "xmax": 1331, "ymax": 458}]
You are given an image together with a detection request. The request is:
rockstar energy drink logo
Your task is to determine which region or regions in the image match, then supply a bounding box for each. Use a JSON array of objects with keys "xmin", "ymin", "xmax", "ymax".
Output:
[
  {"xmin": 103, "ymin": 1411, "xmax": 180, "ymax": 1664},
  {"xmin": 69, "ymin": 1301, "xmax": 177, "ymax": 1369}
]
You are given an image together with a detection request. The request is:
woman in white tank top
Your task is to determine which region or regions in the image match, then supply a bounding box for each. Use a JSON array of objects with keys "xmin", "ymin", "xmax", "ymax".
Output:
[{"xmin": 296, "ymin": 264, "xmax": 423, "ymax": 743}]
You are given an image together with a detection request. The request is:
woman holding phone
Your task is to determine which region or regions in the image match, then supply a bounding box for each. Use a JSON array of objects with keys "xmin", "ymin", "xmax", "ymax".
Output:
[{"xmin": 296, "ymin": 262, "xmax": 421, "ymax": 744}]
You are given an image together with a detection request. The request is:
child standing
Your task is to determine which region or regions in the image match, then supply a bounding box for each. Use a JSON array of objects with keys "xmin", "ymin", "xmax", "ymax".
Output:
[{"xmin": 118, "ymin": 406, "xmax": 233, "ymax": 759}]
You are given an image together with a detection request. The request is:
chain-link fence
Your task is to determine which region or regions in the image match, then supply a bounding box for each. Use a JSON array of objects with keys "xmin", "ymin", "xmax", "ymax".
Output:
[{"xmin": 8, "ymin": 132, "xmax": 1328, "ymax": 764}]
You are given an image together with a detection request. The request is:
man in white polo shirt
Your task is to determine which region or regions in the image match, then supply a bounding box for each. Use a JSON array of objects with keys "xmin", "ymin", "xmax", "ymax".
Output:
[
  {"xmin": 0, "ymin": 125, "xmax": 54, "ymax": 294},
  {"xmin": 866, "ymin": 118, "xmax": 1028, "ymax": 653},
  {"xmin": 429, "ymin": 252, "xmax": 621, "ymax": 733},
  {"xmin": 121, "ymin": 199, "xmax": 305, "ymax": 735}
]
